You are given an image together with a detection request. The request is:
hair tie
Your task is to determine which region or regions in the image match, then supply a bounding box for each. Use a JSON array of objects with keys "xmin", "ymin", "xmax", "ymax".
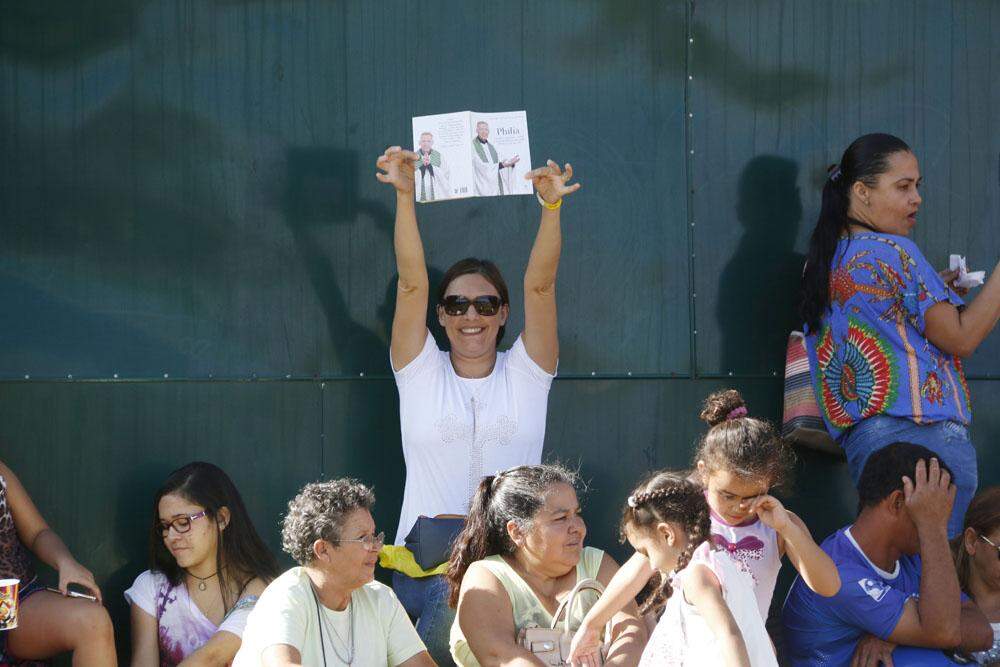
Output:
[
  {"xmin": 726, "ymin": 406, "xmax": 748, "ymax": 420},
  {"xmin": 828, "ymin": 165, "xmax": 842, "ymax": 182},
  {"xmin": 627, "ymin": 494, "xmax": 639, "ymax": 509}
]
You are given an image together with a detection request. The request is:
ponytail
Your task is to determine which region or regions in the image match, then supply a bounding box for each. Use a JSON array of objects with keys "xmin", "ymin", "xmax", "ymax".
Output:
[
  {"xmin": 801, "ymin": 175, "xmax": 851, "ymax": 333},
  {"xmin": 446, "ymin": 475, "xmax": 503, "ymax": 607},
  {"xmin": 799, "ymin": 133, "xmax": 913, "ymax": 334}
]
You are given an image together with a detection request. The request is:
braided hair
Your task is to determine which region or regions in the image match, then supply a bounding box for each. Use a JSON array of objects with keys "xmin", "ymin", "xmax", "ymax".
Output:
[{"xmin": 621, "ymin": 471, "xmax": 711, "ymax": 614}]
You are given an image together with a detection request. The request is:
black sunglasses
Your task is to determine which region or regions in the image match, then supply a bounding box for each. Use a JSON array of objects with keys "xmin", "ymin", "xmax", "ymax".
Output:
[{"xmin": 440, "ymin": 295, "xmax": 502, "ymax": 317}]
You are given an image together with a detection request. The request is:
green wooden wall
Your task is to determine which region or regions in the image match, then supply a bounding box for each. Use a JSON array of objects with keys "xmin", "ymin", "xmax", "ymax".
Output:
[{"xmin": 1, "ymin": 0, "xmax": 998, "ymax": 653}]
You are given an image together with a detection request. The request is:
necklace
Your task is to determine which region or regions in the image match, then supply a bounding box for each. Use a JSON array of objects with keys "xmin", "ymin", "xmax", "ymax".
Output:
[
  {"xmin": 312, "ymin": 585, "xmax": 354, "ymax": 665},
  {"xmin": 185, "ymin": 569, "xmax": 218, "ymax": 592}
]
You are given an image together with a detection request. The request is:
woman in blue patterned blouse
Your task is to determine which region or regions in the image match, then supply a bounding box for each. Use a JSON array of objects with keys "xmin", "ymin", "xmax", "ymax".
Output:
[{"xmin": 799, "ymin": 133, "xmax": 1000, "ymax": 537}]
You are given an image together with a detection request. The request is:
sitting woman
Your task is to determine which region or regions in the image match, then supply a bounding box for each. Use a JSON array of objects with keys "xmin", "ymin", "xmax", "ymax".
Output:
[
  {"xmin": 446, "ymin": 464, "xmax": 647, "ymax": 666},
  {"xmin": 953, "ymin": 487, "xmax": 1000, "ymax": 664},
  {"xmin": 0, "ymin": 459, "xmax": 116, "ymax": 666},
  {"xmin": 127, "ymin": 461, "xmax": 279, "ymax": 666},
  {"xmin": 232, "ymin": 478, "xmax": 434, "ymax": 667}
]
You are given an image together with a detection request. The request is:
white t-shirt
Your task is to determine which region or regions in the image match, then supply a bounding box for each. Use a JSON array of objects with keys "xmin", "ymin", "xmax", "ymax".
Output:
[
  {"xmin": 392, "ymin": 330, "xmax": 556, "ymax": 544},
  {"xmin": 232, "ymin": 567, "xmax": 425, "ymax": 667}
]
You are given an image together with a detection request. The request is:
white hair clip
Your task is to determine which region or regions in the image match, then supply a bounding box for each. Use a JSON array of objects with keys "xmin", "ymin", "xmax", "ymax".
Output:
[{"xmin": 627, "ymin": 495, "xmax": 638, "ymax": 509}]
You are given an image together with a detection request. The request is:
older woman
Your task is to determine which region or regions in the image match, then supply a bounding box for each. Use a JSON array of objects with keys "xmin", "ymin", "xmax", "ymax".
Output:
[
  {"xmin": 375, "ymin": 146, "xmax": 580, "ymax": 662},
  {"xmin": 800, "ymin": 133, "xmax": 1000, "ymax": 536},
  {"xmin": 446, "ymin": 464, "xmax": 646, "ymax": 666},
  {"xmin": 232, "ymin": 479, "xmax": 434, "ymax": 667}
]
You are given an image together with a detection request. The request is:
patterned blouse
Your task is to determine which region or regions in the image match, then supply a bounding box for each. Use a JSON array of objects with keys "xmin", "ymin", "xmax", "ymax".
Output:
[
  {"xmin": 125, "ymin": 570, "xmax": 258, "ymax": 666},
  {"xmin": 805, "ymin": 233, "xmax": 971, "ymax": 440}
]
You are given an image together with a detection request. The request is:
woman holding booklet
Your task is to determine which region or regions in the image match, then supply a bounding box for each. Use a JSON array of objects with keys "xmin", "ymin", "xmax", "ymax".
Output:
[{"xmin": 375, "ymin": 144, "xmax": 579, "ymax": 663}]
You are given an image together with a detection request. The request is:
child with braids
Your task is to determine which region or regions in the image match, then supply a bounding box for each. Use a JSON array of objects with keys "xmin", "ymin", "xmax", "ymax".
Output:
[{"xmin": 581, "ymin": 472, "xmax": 775, "ymax": 666}]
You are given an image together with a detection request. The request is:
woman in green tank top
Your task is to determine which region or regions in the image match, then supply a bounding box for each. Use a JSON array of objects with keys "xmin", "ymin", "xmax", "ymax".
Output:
[{"xmin": 445, "ymin": 464, "xmax": 647, "ymax": 665}]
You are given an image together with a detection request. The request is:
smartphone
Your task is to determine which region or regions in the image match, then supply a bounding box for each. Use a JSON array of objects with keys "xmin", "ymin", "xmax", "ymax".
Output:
[{"xmin": 45, "ymin": 586, "xmax": 98, "ymax": 602}]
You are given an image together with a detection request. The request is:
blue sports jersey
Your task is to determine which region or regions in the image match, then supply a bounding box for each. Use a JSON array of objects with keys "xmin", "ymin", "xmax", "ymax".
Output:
[{"xmin": 782, "ymin": 526, "xmax": 960, "ymax": 665}]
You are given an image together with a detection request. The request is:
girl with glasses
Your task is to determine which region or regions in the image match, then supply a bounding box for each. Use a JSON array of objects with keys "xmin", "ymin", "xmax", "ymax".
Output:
[
  {"xmin": 375, "ymin": 146, "xmax": 580, "ymax": 663},
  {"xmin": 953, "ymin": 487, "xmax": 1000, "ymax": 664},
  {"xmin": 126, "ymin": 462, "xmax": 279, "ymax": 666},
  {"xmin": 0, "ymin": 459, "xmax": 116, "ymax": 666}
]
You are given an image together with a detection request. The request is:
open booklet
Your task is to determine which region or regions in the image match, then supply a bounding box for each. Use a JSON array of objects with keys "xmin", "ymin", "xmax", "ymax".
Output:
[{"xmin": 411, "ymin": 110, "xmax": 533, "ymax": 203}]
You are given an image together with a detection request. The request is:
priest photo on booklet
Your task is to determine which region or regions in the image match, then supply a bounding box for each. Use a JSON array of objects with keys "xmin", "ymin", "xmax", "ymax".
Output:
[
  {"xmin": 471, "ymin": 121, "xmax": 519, "ymax": 196},
  {"xmin": 415, "ymin": 132, "xmax": 452, "ymax": 202}
]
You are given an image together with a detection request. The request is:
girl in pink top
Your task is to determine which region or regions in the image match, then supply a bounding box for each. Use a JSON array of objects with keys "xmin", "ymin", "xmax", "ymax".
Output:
[{"xmin": 694, "ymin": 389, "xmax": 840, "ymax": 619}]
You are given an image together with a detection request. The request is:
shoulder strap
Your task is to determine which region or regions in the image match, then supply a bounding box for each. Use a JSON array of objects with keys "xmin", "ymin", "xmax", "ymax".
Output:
[{"xmin": 549, "ymin": 577, "xmax": 606, "ymax": 634}]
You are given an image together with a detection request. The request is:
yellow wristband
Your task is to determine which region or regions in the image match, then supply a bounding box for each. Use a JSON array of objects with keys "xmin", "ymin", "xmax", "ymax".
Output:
[{"xmin": 536, "ymin": 192, "xmax": 563, "ymax": 210}]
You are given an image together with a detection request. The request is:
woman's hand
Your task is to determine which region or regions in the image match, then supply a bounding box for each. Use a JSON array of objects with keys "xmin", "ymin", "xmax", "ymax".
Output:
[
  {"xmin": 57, "ymin": 557, "xmax": 103, "ymax": 603},
  {"xmin": 376, "ymin": 146, "xmax": 418, "ymax": 194},
  {"xmin": 939, "ymin": 268, "xmax": 971, "ymax": 297},
  {"xmin": 525, "ymin": 159, "xmax": 581, "ymax": 204},
  {"xmin": 568, "ymin": 621, "xmax": 603, "ymax": 666},
  {"xmin": 751, "ymin": 495, "xmax": 792, "ymax": 534}
]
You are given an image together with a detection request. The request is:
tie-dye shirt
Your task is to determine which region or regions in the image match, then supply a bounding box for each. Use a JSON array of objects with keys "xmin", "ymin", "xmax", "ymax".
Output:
[
  {"xmin": 125, "ymin": 570, "xmax": 257, "ymax": 666},
  {"xmin": 805, "ymin": 233, "xmax": 971, "ymax": 440}
]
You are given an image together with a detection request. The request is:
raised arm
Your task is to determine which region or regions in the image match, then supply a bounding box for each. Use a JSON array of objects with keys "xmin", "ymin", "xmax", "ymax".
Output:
[
  {"xmin": 0, "ymin": 460, "xmax": 102, "ymax": 601},
  {"xmin": 925, "ymin": 259, "xmax": 1000, "ymax": 357},
  {"xmin": 753, "ymin": 496, "xmax": 841, "ymax": 597},
  {"xmin": 887, "ymin": 459, "xmax": 990, "ymax": 650},
  {"xmin": 521, "ymin": 161, "xmax": 581, "ymax": 374},
  {"xmin": 377, "ymin": 146, "xmax": 431, "ymax": 371}
]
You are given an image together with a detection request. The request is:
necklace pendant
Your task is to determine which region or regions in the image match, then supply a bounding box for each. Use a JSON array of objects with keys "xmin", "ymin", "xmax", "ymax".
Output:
[{"xmin": 198, "ymin": 581, "xmax": 207, "ymax": 591}]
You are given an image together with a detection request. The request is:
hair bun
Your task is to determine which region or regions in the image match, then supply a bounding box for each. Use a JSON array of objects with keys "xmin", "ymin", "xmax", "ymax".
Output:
[{"xmin": 699, "ymin": 389, "xmax": 748, "ymax": 427}]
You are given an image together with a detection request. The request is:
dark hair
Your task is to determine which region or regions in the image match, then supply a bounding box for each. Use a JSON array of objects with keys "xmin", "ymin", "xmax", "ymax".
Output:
[
  {"xmin": 281, "ymin": 478, "xmax": 376, "ymax": 565},
  {"xmin": 800, "ymin": 133, "xmax": 913, "ymax": 333},
  {"xmin": 856, "ymin": 442, "xmax": 953, "ymax": 513},
  {"xmin": 437, "ymin": 257, "xmax": 510, "ymax": 345},
  {"xmin": 952, "ymin": 487, "xmax": 1000, "ymax": 593},
  {"xmin": 151, "ymin": 462, "xmax": 279, "ymax": 610},
  {"xmin": 621, "ymin": 471, "xmax": 711, "ymax": 614},
  {"xmin": 446, "ymin": 464, "xmax": 577, "ymax": 607},
  {"xmin": 695, "ymin": 389, "xmax": 796, "ymax": 490}
]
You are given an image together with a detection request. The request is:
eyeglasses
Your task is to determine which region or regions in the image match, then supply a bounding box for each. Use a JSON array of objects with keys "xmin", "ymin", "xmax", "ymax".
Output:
[
  {"xmin": 979, "ymin": 533, "xmax": 1000, "ymax": 558},
  {"xmin": 159, "ymin": 510, "xmax": 208, "ymax": 537},
  {"xmin": 332, "ymin": 531, "xmax": 385, "ymax": 551},
  {"xmin": 440, "ymin": 295, "xmax": 502, "ymax": 317}
]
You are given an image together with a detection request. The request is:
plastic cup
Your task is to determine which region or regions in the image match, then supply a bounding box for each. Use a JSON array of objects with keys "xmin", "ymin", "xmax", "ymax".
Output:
[{"xmin": 0, "ymin": 579, "xmax": 19, "ymax": 630}]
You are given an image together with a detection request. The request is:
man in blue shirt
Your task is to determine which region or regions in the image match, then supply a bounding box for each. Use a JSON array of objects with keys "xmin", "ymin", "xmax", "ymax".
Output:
[{"xmin": 783, "ymin": 442, "xmax": 992, "ymax": 665}]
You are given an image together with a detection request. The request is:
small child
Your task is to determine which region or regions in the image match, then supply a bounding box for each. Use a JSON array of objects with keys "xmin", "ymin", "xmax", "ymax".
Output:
[
  {"xmin": 584, "ymin": 472, "xmax": 776, "ymax": 666},
  {"xmin": 693, "ymin": 389, "xmax": 840, "ymax": 619}
]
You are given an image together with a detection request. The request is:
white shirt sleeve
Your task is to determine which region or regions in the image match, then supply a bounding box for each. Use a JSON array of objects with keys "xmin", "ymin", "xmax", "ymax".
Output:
[
  {"xmin": 505, "ymin": 335, "xmax": 557, "ymax": 388},
  {"xmin": 246, "ymin": 578, "xmax": 311, "ymax": 655},
  {"xmin": 392, "ymin": 329, "xmax": 444, "ymax": 386},
  {"xmin": 123, "ymin": 570, "xmax": 162, "ymax": 618},
  {"xmin": 382, "ymin": 587, "xmax": 427, "ymax": 666}
]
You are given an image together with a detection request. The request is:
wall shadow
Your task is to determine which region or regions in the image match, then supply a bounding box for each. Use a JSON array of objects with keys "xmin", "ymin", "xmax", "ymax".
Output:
[{"xmin": 716, "ymin": 155, "xmax": 805, "ymax": 375}]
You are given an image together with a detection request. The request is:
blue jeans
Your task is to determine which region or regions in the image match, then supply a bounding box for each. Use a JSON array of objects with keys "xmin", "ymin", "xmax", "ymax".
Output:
[
  {"xmin": 392, "ymin": 571, "xmax": 456, "ymax": 666},
  {"xmin": 841, "ymin": 415, "xmax": 977, "ymax": 538}
]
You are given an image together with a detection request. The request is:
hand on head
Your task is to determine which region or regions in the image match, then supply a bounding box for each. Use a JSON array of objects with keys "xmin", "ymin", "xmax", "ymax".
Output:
[
  {"xmin": 902, "ymin": 458, "xmax": 956, "ymax": 531},
  {"xmin": 525, "ymin": 159, "xmax": 581, "ymax": 205}
]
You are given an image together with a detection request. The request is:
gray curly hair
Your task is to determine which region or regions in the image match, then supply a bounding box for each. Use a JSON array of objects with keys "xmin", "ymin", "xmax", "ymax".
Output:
[{"xmin": 281, "ymin": 478, "xmax": 375, "ymax": 565}]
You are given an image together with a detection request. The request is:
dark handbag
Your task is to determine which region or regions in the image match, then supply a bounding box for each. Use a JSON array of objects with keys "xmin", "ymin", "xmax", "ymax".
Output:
[{"xmin": 404, "ymin": 515, "xmax": 466, "ymax": 570}]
